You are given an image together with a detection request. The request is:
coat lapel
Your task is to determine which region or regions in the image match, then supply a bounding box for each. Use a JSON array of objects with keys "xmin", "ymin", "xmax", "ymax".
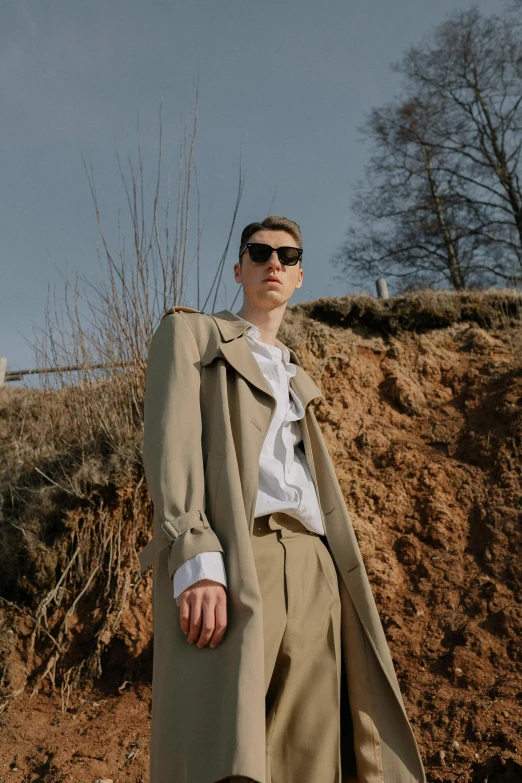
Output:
[
  {"xmin": 220, "ymin": 340, "xmax": 275, "ymax": 401},
  {"xmin": 209, "ymin": 309, "xmax": 325, "ymax": 410},
  {"xmin": 208, "ymin": 310, "xmax": 273, "ymax": 400}
]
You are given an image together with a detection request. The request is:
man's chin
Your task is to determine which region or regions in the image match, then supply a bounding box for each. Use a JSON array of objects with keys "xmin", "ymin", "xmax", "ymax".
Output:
[
  {"xmin": 258, "ymin": 290, "xmax": 288, "ymax": 304},
  {"xmin": 246, "ymin": 290, "xmax": 290, "ymax": 309}
]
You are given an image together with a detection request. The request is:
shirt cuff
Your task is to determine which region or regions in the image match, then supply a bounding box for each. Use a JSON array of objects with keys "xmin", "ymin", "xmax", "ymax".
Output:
[{"xmin": 172, "ymin": 552, "xmax": 227, "ymax": 605}]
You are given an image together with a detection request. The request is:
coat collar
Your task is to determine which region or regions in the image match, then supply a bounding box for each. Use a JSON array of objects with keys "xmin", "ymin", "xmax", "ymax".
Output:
[{"xmin": 209, "ymin": 309, "xmax": 325, "ymax": 409}]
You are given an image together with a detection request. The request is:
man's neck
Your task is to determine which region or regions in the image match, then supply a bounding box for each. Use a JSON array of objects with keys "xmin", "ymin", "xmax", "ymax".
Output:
[{"xmin": 234, "ymin": 303, "xmax": 286, "ymax": 347}]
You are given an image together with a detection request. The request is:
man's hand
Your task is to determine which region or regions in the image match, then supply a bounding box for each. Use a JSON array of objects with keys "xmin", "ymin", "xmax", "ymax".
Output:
[{"xmin": 179, "ymin": 579, "xmax": 228, "ymax": 649}]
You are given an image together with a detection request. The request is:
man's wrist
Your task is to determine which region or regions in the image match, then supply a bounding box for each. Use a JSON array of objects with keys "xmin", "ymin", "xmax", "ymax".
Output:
[{"xmin": 173, "ymin": 552, "xmax": 227, "ymax": 605}]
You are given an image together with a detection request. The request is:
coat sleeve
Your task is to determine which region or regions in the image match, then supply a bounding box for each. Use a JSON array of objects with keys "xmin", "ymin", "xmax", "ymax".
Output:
[
  {"xmin": 173, "ymin": 552, "xmax": 228, "ymax": 605},
  {"xmin": 142, "ymin": 312, "xmax": 225, "ymax": 580}
]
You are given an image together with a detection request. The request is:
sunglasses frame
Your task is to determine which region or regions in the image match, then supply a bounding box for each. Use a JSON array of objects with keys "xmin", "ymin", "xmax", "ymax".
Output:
[{"xmin": 239, "ymin": 242, "xmax": 303, "ymax": 266}]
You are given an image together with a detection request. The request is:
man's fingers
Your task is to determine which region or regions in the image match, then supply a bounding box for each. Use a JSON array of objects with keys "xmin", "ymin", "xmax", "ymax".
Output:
[
  {"xmin": 178, "ymin": 582, "xmax": 228, "ymax": 648},
  {"xmin": 179, "ymin": 595, "xmax": 191, "ymax": 635},
  {"xmin": 196, "ymin": 597, "xmax": 217, "ymax": 648},
  {"xmin": 186, "ymin": 595, "xmax": 203, "ymax": 644},
  {"xmin": 209, "ymin": 595, "xmax": 228, "ymax": 649}
]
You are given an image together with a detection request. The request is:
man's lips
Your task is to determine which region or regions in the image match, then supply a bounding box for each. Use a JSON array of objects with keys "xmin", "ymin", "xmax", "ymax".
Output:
[{"xmin": 262, "ymin": 277, "xmax": 281, "ymax": 284}]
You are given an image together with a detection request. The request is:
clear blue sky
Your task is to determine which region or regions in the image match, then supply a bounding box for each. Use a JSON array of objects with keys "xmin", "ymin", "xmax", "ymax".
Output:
[{"xmin": 2, "ymin": 0, "xmax": 503, "ymax": 372}]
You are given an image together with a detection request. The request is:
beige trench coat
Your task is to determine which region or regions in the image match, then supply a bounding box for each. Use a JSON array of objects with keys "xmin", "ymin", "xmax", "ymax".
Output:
[{"xmin": 139, "ymin": 306, "xmax": 427, "ymax": 783}]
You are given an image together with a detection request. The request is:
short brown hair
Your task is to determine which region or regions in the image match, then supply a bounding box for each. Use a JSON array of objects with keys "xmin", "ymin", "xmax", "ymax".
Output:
[{"xmin": 238, "ymin": 216, "xmax": 303, "ymax": 263}]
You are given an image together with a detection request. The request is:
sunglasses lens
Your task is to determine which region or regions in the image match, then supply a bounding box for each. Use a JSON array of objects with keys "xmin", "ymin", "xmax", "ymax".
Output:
[
  {"xmin": 248, "ymin": 244, "xmax": 273, "ymax": 263},
  {"xmin": 278, "ymin": 248, "xmax": 300, "ymax": 265}
]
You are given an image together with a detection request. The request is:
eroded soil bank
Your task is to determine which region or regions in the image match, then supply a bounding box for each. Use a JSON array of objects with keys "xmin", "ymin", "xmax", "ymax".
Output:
[{"xmin": 1, "ymin": 291, "xmax": 521, "ymax": 782}]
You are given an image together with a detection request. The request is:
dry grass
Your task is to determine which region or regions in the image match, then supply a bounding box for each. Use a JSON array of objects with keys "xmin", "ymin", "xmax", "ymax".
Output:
[
  {"xmin": 0, "ymin": 375, "xmax": 151, "ymax": 706},
  {"xmin": 289, "ymin": 287, "xmax": 522, "ymax": 334}
]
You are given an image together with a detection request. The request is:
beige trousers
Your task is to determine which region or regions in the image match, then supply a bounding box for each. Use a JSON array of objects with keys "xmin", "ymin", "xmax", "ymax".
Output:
[{"xmin": 225, "ymin": 512, "xmax": 342, "ymax": 783}]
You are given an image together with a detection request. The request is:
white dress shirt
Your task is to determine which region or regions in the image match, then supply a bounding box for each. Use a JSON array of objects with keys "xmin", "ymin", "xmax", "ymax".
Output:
[{"xmin": 172, "ymin": 313, "xmax": 324, "ymax": 603}]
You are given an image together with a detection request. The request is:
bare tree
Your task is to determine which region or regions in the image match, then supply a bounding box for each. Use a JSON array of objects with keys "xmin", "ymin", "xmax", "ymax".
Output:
[
  {"xmin": 333, "ymin": 7, "xmax": 522, "ymax": 292},
  {"xmin": 332, "ymin": 97, "xmax": 486, "ymax": 292},
  {"xmin": 31, "ymin": 84, "xmax": 245, "ymax": 461}
]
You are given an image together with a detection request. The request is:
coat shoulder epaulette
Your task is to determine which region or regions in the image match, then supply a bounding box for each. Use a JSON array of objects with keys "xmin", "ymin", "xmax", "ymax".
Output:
[
  {"xmin": 161, "ymin": 305, "xmax": 202, "ymax": 320},
  {"xmin": 159, "ymin": 306, "xmax": 214, "ymax": 360}
]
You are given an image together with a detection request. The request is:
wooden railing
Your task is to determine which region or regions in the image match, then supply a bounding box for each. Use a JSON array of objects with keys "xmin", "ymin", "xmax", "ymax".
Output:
[{"xmin": 0, "ymin": 360, "xmax": 132, "ymax": 386}]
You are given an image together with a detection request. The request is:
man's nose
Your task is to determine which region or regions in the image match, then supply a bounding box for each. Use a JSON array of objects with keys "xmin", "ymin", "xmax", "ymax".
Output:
[{"xmin": 267, "ymin": 251, "xmax": 282, "ymax": 267}]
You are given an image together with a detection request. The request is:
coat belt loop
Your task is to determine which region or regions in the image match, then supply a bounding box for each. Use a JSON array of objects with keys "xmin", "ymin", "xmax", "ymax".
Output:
[
  {"xmin": 161, "ymin": 520, "xmax": 179, "ymax": 540},
  {"xmin": 137, "ymin": 509, "xmax": 208, "ymax": 574}
]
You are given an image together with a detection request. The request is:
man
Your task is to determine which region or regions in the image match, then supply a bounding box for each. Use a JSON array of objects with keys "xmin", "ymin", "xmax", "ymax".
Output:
[{"xmin": 139, "ymin": 216, "xmax": 426, "ymax": 783}]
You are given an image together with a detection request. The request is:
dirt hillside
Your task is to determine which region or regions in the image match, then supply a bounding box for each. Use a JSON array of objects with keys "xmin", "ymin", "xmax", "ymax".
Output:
[{"xmin": 1, "ymin": 290, "xmax": 521, "ymax": 783}]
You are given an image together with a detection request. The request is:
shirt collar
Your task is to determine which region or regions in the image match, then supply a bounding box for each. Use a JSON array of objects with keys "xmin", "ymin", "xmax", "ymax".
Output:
[{"xmin": 233, "ymin": 313, "xmax": 292, "ymax": 365}]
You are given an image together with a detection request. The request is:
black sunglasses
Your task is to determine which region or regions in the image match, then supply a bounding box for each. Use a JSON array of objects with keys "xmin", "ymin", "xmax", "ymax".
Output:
[{"xmin": 239, "ymin": 242, "xmax": 303, "ymax": 266}]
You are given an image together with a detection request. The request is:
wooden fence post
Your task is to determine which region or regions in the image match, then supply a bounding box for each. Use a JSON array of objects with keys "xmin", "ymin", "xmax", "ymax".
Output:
[
  {"xmin": 0, "ymin": 358, "xmax": 6, "ymax": 386},
  {"xmin": 376, "ymin": 278, "xmax": 389, "ymax": 299}
]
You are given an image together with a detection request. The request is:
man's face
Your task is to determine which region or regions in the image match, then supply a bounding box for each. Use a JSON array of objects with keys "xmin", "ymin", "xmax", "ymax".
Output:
[{"xmin": 233, "ymin": 229, "xmax": 304, "ymax": 308}]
